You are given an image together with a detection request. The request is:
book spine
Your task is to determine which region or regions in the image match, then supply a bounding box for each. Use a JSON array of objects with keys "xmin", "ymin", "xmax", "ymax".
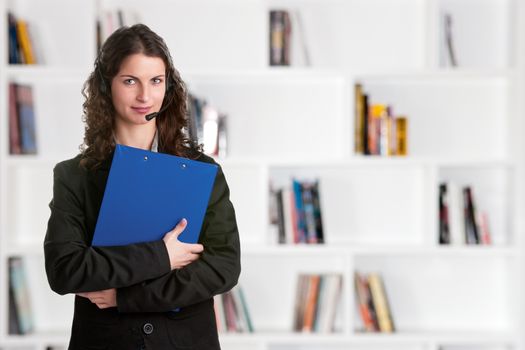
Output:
[
  {"xmin": 9, "ymin": 83, "xmax": 22, "ymax": 154},
  {"xmin": 15, "ymin": 84, "xmax": 37, "ymax": 154},
  {"xmin": 463, "ymin": 187, "xmax": 480, "ymax": 244},
  {"xmin": 16, "ymin": 20, "xmax": 36, "ymax": 64},
  {"xmin": 438, "ymin": 183, "xmax": 450, "ymax": 244},
  {"xmin": 354, "ymin": 272, "xmax": 377, "ymax": 332},
  {"xmin": 368, "ymin": 273, "xmax": 394, "ymax": 333},
  {"xmin": 9, "ymin": 257, "xmax": 33, "ymax": 334},
  {"xmin": 311, "ymin": 181, "xmax": 324, "ymax": 243},
  {"xmin": 293, "ymin": 274, "xmax": 307, "ymax": 331},
  {"xmin": 302, "ymin": 274, "xmax": 321, "ymax": 332},
  {"xmin": 354, "ymin": 83, "xmax": 365, "ymax": 154},
  {"xmin": 395, "ymin": 117, "xmax": 408, "ymax": 156},
  {"xmin": 269, "ymin": 10, "xmax": 285, "ymax": 66}
]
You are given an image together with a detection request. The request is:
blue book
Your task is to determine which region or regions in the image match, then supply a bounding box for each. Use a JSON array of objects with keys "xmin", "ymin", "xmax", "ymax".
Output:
[
  {"xmin": 92, "ymin": 144, "xmax": 218, "ymax": 246},
  {"xmin": 16, "ymin": 85, "xmax": 37, "ymax": 154}
]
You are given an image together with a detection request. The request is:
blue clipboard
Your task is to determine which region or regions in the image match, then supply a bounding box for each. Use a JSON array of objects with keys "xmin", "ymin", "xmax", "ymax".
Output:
[{"xmin": 92, "ymin": 144, "xmax": 218, "ymax": 246}]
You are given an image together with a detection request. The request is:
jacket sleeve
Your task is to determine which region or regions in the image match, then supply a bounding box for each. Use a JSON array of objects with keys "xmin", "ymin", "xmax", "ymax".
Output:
[
  {"xmin": 44, "ymin": 162, "xmax": 171, "ymax": 295},
  {"xmin": 116, "ymin": 164, "xmax": 241, "ymax": 312}
]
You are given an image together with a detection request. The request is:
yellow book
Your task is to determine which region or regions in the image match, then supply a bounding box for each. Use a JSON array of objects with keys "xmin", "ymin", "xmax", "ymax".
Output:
[
  {"xmin": 368, "ymin": 273, "xmax": 394, "ymax": 333},
  {"xmin": 396, "ymin": 117, "xmax": 408, "ymax": 156},
  {"xmin": 16, "ymin": 20, "xmax": 36, "ymax": 64},
  {"xmin": 354, "ymin": 83, "xmax": 365, "ymax": 154}
]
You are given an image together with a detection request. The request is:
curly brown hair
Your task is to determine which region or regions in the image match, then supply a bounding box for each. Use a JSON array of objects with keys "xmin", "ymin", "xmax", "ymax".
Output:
[{"xmin": 80, "ymin": 24, "xmax": 199, "ymax": 169}]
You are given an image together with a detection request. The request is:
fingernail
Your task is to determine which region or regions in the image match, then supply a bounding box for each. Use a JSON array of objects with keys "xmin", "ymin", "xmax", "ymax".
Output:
[{"xmin": 181, "ymin": 218, "xmax": 187, "ymax": 225}]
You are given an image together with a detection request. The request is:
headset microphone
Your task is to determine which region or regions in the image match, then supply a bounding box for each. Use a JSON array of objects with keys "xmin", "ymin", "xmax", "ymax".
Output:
[
  {"xmin": 145, "ymin": 101, "xmax": 170, "ymax": 121},
  {"xmin": 145, "ymin": 112, "xmax": 159, "ymax": 121}
]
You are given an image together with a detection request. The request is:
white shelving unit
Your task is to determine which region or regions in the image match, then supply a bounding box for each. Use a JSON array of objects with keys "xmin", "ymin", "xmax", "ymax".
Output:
[{"xmin": 1, "ymin": 0, "xmax": 524, "ymax": 349}]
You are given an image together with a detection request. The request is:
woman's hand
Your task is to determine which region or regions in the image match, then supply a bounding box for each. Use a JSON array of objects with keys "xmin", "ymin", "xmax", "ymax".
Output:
[
  {"xmin": 77, "ymin": 289, "xmax": 117, "ymax": 309},
  {"xmin": 163, "ymin": 218, "xmax": 204, "ymax": 270}
]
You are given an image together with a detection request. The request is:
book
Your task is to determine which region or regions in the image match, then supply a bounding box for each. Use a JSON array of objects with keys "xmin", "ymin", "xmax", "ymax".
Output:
[
  {"xmin": 311, "ymin": 181, "xmax": 324, "ymax": 243},
  {"xmin": 8, "ymin": 83, "xmax": 22, "ymax": 155},
  {"xmin": 367, "ymin": 273, "xmax": 395, "ymax": 333},
  {"xmin": 8, "ymin": 12, "xmax": 20, "ymax": 64},
  {"xmin": 302, "ymin": 274, "xmax": 321, "ymax": 332},
  {"xmin": 269, "ymin": 10, "xmax": 291, "ymax": 66},
  {"xmin": 290, "ymin": 9, "xmax": 311, "ymax": 66},
  {"xmin": 438, "ymin": 183, "xmax": 451, "ymax": 244},
  {"xmin": 9, "ymin": 257, "xmax": 33, "ymax": 334},
  {"xmin": 354, "ymin": 83, "xmax": 365, "ymax": 154},
  {"xmin": 315, "ymin": 274, "xmax": 342, "ymax": 333},
  {"xmin": 442, "ymin": 12, "xmax": 458, "ymax": 67},
  {"xmin": 92, "ymin": 144, "xmax": 218, "ymax": 246},
  {"xmin": 8, "ymin": 281, "xmax": 21, "ymax": 334},
  {"xmin": 395, "ymin": 117, "xmax": 408, "ymax": 156},
  {"xmin": 16, "ymin": 19, "xmax": 36, "ymax": 64},
  {"xmin": 463, "ymin": 186, "xmax": 480, "ymax": 244},
  {"xmin": 354, "ymin": 272, "xmax": 378, "ymax": 332},
  {"xmin": 15, "ymin": 84, "xmax": 37, "ymax": 154},
  {"xmin": 447, "ymin": 182, "xmax": 466, "ymax": 245}
]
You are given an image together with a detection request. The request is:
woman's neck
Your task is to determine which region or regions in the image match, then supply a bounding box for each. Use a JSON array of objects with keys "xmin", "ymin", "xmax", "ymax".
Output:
[{"xmin": 114, "ymin": 122, "xmax": 157, "ymax": 151}]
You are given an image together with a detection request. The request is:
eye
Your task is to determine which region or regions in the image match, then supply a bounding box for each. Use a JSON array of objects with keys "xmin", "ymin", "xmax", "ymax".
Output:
[
  {"xmin": 124, "ymin": 79, "xmax": 136, "ymax": 85},
  {"xmin": 152, "ymin": 77, "xmax": 163, "ymax": 85}
]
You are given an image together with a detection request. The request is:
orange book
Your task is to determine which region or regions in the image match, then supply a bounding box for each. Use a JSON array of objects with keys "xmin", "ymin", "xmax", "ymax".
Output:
[
  {"xmin": 354, "ymin": 272, "xmax": 377, "ymax": 332},
  {"xmin": 302, "ymin": 275, "xmax": 321, "ymax": 332},
  {"xmin": 16, "ymin": 20, "xmax": 36, "ymax": 64}
]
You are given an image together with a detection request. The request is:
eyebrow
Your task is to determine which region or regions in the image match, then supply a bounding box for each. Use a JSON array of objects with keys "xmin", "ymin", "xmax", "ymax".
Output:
[{"xmin": 119, "ymin": 74, "xmax": 166, "ymax": 79}]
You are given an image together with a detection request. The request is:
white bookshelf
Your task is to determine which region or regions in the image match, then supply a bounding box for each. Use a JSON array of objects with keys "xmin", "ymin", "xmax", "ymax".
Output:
[{"xmin": 1, "ymin": 0, "xmax": 524, "ymax": 349}]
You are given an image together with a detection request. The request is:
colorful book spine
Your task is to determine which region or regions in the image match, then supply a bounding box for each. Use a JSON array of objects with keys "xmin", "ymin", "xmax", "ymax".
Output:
[
  {"xmin": 368, "ymin": 273, "xmax": 395, "ymax": 333},
  {"xmin": 9, "ymin": 257, "xmax": 33, "ymax": 334},
  {"xmin": 16, "ymin": 84, "xmax": 37, "ymax": 154}
]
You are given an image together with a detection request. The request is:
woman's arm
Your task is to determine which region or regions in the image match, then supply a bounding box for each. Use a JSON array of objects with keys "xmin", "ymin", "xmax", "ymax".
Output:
[
  {"xmin": 44, "ymin": 161, "xmax": 173, "ymax": 295},
  {"xmin": 115, "ymin": 164, "xmax": 241, "ymax": 312}
]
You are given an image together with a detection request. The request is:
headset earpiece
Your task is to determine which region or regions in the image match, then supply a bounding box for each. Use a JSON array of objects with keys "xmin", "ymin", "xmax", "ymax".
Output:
[{"xmin": 95, "ymin": 53, "xmax": 109, "ymax": 96}]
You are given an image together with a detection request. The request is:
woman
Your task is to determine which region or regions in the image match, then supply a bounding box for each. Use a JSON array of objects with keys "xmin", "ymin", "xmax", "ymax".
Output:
[{"xmin": 44, "ymin": 24, "xmax": 240, "ymax": 349}]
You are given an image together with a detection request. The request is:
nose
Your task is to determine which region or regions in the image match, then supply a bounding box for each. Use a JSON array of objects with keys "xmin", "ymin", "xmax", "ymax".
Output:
[{"xmin": 136, "ymin": 84, "xmax": 150, "ymax": 102}]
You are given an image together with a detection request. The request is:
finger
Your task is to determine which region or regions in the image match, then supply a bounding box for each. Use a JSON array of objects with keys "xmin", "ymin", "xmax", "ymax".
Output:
[
  {"xmin": 180, "ymin": 242, "xmax": 203, "ymax": 253},
  {"xmin": 188, "ymin": 243, "xmax": 204, "ymax": 253},
  {"xmin": 170, "ymin": 218, "xmax": 188, "ymax": 237}
]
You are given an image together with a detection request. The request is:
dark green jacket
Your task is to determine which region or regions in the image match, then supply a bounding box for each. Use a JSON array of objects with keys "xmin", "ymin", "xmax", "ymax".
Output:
[{"xmin": 44, "ymin": 151, "xmax": 240, "ymax": 349}]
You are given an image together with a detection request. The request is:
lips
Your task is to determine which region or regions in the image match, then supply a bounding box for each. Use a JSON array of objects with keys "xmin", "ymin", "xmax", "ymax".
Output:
[{"xmin": 131, "ymin": 106, "xmax": 152, "ymax": 114}]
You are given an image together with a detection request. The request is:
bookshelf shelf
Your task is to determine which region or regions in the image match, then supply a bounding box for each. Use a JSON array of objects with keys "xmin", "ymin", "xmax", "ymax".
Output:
[
  {"xmin": 5, "ymin": 66, "xmax": 90, "ymax": 83},
  {"xmin": 241, "ymin": 244, "xmax": 518, "ymax": 258},
  {"xmin": 219, "ymin": 330, "xmax": 518, "ymax": 345},
  {"xmin": 355, "ymin": 68, "xmax": 515, "ymax": 82},
  {"xmin": 0, "ymin": 0, "xmax": 523, "ymax": 349},
  {"xmin": 3, "ymin": 330, "xmax": 518, "ymax": 349}
]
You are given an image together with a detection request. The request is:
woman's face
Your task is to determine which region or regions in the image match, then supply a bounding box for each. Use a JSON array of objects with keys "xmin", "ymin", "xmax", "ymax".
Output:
[{"xmin": 111, "ymin": 53, "xmax": 166, "ymax": 125}]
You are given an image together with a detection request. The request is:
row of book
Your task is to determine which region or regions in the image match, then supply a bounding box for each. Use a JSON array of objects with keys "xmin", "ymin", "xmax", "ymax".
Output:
[
  {"xmin": 187, "ymin": 94, "xmax": 228, "ymax": 158},
  {"xmin": 7, "ymin": 12, "xmax": 39, "ymax": 64},
  {"xmin": 214, "ymin": 286, "xmax": 254, "ymax": 333},
  {"xmin": 270, "ymin": 179, "xmax": 324, "ymax": 244},
  {"xmin": 293, "ymin": 273, "xmax": 342, "ymax": 333},
  {"xmin": 438, "ymin": 183, "xmax": 491, "ymax": 245},
  {"xmin": 9, "ymin": 83, "xmax": 38, "ymax": 155},
  {"xmin": 354, "ymin": 271, "xmax": 395, "ymax": 333},
  {"xmin": 354, "ymin": 84, "xmax": 408, "ymax": 156},
  {"xmin": 9, "ymin": 257, "xmax": 33, "ymax": 335}
]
